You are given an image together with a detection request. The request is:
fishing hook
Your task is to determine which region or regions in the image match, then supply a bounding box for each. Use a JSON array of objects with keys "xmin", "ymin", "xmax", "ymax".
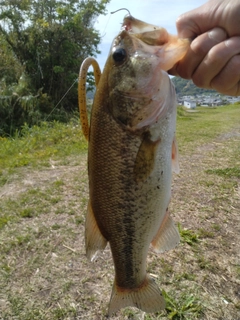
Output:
[{"xmin": 111, "ymin": 8, "xmax": 132, "ymax": 16}]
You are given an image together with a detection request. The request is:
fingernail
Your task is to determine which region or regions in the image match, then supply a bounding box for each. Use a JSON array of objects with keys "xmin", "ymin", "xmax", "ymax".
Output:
[
  {"xmin": 225, "ymin": 39, "xmax": 231, "ymax": 47},
  {"xmin": 225, "ymin": 38, "xmax": 239, "ymax": 49},
  {"xmin": 208, "ymin": 27, "xmax": 227, "ymax": 43}
]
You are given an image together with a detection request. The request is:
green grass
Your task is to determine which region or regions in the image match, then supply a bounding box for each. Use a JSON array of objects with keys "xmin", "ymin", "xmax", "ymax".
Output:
[
  {"xmin": 162, "ymin": 289, "xmax": 203, "ymax": 319},
  {"xmin": 0, "ymin": 118, "xmax": 87, "ymax": 171},
  {"xmin": 178, "ymin": 223, "xmax": 199, "ymax": 246},
  {"xmin": 0, "ymin": 178, "xmax": 85, "ymax": 231},
  {"xmin": 0, "ymin": 104, "xmax": 239, "ymax": 319},
  {"xmin": 0, "ymin": 119, "xmax": 88, "ymax": 232},
  {"xmin": 176, "ymin": 104, "xmax": 240, "ymax": 153},
  {"xmin": 206, "ymin": 167, "xmax": 240, "ymax": 178}
]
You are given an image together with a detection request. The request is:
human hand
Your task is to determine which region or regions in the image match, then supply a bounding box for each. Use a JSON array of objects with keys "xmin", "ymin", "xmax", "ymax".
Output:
[{"xmin": 169, "ymin": 0, "xmax": 240, "ymax": 96}]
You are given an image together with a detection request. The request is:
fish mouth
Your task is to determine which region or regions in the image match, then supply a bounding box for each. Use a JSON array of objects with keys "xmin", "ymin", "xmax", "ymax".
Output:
[
  {"xmin": 116, "ymin": 14, "xmax": 190, "ymax": 71},
  {"xmin": 111, "ymin": 30, "xmax": 164, "ymax": 76},
  {"xmin": 122, "ymin": 15, "xmax": 169, "ymax": 45},
  {"xmin": 112, "ymin": 28, "xmax": 171, "ymax": 69}
]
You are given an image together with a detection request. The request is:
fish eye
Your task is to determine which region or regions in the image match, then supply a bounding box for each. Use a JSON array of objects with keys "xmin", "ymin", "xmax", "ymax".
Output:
[{"xmin": 112, "ymin": 48, "xmax": 127, "ymax": 63}]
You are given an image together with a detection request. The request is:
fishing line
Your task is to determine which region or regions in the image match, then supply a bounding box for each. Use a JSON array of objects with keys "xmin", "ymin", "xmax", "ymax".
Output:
[
  {"xmin": 44, "ymin": 8, "xmax": 113, "ymax": 121},
  {"xmin": 44, "ymin": 15, "xmax": 108, "ymax": 121},
  {"xmin": 44, "ymin": 78, "xmax": 78, "ymax": 121},
  {"xmin": 100, "ymin": 12, "xmax": 112, "ymax": 38}
]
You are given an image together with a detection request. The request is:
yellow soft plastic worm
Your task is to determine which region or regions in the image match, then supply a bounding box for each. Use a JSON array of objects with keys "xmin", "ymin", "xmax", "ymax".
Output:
[{"xmin": 78, "ymin": 57, "xmax": 101, "ymax": 141}]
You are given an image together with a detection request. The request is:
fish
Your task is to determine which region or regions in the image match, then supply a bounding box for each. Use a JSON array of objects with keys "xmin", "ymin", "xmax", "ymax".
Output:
[{"xmin": 79, "ymin": 13, "xmax": 189, "ymax": 316}]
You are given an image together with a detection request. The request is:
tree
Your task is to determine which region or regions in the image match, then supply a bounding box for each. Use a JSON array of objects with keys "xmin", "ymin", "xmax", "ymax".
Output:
[
  {"xmin": 0, "ymin": 34, "xmax": 23, "ymax": 86},
  {"xmin": 0, "ymin": 0, "xmax": 110, "ymax": 134}
]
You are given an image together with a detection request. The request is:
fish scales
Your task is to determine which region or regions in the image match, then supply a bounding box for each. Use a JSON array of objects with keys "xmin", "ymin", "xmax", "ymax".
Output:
[
  {"xmin": 83, "ymin": 14, "xmax": 189, "ymax": 316},
  {"xmin": 89, "ymin": 75, "xmax": 170, "ymax": 282}
]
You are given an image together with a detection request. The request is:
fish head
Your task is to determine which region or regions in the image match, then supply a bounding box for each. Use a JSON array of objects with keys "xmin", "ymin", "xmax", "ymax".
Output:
[
  {"xmin": 106, "ymin": 15, "xmax": 189, "ymax": 129},
  {"xmin": 109, "ymin": 29, "xmax": 160, "ymax": 92}
]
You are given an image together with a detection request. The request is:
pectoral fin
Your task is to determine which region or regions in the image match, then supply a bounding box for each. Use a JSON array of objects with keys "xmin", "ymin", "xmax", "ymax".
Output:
[
  {"xmin": 172, "ymin": 136, "xmax": 180, "ymax": 174},
  {"xmin": 151, "ymin": 209, "xmax": 180, "ymax": 253},
  {"xmin": 134, "ymin": 135, "xmax": 161, "ymax": 183},
  {"xmin": 85, "ymin": 200, "xmax": 107, "ymax": 261}
]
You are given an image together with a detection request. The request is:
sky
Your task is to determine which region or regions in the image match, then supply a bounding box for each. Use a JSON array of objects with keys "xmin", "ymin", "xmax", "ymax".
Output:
[{"xmin": 94, "ymin": 0, "xmax": 206, "ymax": 70}]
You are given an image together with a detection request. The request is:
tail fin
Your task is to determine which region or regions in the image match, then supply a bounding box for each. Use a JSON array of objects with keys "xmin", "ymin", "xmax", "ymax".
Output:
[{"xmin": 108, "ymin": 275, "xmax": 165, "ymax": 316}]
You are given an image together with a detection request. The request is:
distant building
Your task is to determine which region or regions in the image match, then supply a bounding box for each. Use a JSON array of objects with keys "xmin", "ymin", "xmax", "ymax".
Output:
[
  {"xmin": 212, "ymin": 100, "xmax": 222, "ymax": 106},
  {"xmin": 184, "ymin": 100, "xmax": 196, "ymax": 109}
]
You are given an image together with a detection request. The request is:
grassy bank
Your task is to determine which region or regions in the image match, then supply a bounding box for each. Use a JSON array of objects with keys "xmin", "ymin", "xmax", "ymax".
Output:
[{"xmin": 0, "ymin": 104, "xmax": 239, "ymax": 319}]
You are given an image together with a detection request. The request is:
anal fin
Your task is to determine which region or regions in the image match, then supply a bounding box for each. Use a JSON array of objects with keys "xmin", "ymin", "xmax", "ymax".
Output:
[
  {"xmin": 85, "ymin": 200, "xmax": 107, "ymax": 261},
  {"xmin": 151, "ymin": 209, "xmax": 180, "ymax": 253},
  {"xmin": 108, "ymin": 275, "xmax": 165, "ymax": 316}
]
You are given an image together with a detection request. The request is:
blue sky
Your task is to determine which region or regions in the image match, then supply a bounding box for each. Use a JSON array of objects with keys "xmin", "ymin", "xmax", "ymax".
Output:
[{"xmin": 94, "ymin": 0, "xmax": 206, "ymax": 70}]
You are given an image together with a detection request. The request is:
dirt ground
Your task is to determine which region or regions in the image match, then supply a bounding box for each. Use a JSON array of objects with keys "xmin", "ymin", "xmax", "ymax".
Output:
[{"xmin": 0, "ymin": 128, "xmax": 239, "ymax": 319}]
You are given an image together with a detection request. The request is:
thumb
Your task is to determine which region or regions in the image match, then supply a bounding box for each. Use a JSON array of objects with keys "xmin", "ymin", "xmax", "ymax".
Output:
[{"xmin": 176, "ymin": 3, "xmax": 217, "ymax": 39}]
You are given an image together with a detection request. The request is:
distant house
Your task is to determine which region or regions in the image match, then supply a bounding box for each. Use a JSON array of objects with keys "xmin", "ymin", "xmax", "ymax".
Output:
[
  {"xmin": 212, "ymin": 100, "xmax": 222, "ymax": 106},
  {"xmin": 184, "ymin": 100, "xmax": 196, "ymax": 109}
]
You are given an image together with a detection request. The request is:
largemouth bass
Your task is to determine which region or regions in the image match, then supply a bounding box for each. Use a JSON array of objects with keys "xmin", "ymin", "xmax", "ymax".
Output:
[{"xmin": 81, "ymin": 14, "xmax": 189, "ymax": 316}]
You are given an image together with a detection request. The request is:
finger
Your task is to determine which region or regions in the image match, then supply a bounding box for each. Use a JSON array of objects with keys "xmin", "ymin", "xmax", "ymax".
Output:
[
  {"xmin": 176, "ymin": 2, "xmax": 222, "ymax": 39},
  {"xmin": 176, "ymin": 0, "xmax": 240, "ymax": 39},
  {"xmin": 211, "ymin": 54, "xmax": 240, "ymax": 95},
  {"xmin": 169, "ymin": 27, "xmax": 227, "ymax": 78},
  {"xmin": 176, "ymin": 10, "xmax": 204, "ymax": 39},
  {"xmin": 192, "ymin": 37, "xmax": 240, "ymax": 90}
]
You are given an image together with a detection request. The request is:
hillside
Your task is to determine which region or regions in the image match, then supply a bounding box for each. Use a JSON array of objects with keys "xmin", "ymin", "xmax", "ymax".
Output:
[
  {"xmin": 87, "ymin": 76, "xmax": 217, "ymax": 99},
  {"xmin": 171, "ymin": 76, "xmax": 217, "ymax": 96}
]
